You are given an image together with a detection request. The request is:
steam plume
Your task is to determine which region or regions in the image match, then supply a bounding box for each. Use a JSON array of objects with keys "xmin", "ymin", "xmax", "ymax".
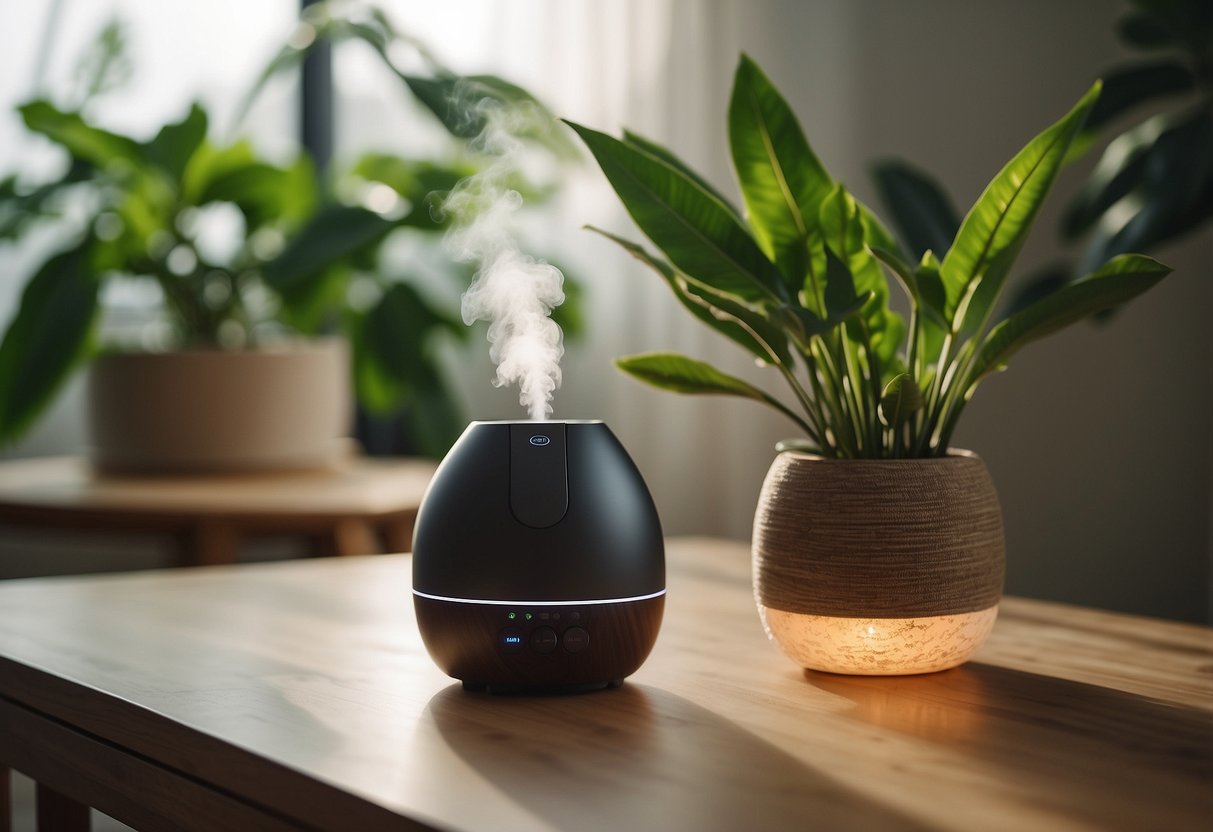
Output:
[{"xmin": 444, "ymin": 96, "xmax": 565, "ymax": 421}]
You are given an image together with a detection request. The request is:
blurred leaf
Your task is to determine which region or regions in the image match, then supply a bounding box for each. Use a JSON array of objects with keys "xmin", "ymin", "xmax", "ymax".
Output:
[
  {"xmin": 70, "ymin": 19, "xmax": 132, "ymax": 108},
  {"xmin": 1117, "ymin": 10, "xmax": 1176, "ymax": 47},
  {"xmin": 1077, "ymin": 107, "xmax": 1213, "ymax": 272},
  {"xmin": 567, "ymin": 120, "xmax": 788, "ymax": 305},
  {"xmin": 199, "ymin": 156, "xmax": 316, "ymax": 228},
  {"xmin": 264, "ymin": 204, "xmax": 396, "ymax": 297},
  {"xmin": 871, "ymin": 160, "xmax": 960, "ymax": 260},
  {"xmin": 0, "ymin": 243, "xmax": 100, "ymax": 443},
  {"xmin": 19, "ymin": 100, "xmax": 144, "ymax": 170},
  {"xmin": 1062, "ymin": 118, "xmax": 1156, "ymax": 239},
  {"xmin": 145, "ymin": 103, "xmax": 208, "ymax": 182},
  {"xmin": 728, "ymin": 54, "xmax": 834, "ymax": 293},
  {"xmin": 968, "ymin": 254, "xmax": 1171, "ymax": 388},
  {"xmin": 942, "ymin": 82, "xmax": 1100, "ymax": 339},
  {"xmin": 1083, "ymin": 61, "xmax": 1195, "ymax": 134}
]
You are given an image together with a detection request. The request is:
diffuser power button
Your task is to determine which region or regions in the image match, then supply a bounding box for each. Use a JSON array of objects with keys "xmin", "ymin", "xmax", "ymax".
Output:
[{"xmin": 562, "ymin": 626, "xmax": 590, "ymax": 653}]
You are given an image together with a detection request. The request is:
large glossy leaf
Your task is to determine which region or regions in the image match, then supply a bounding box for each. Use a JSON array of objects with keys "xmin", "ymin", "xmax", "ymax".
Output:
[
  {"xmin": 19, "ymin": 101, "xmax": 144, "ymax": 170},
  {"xmin": 567, "ymin": 120, "xmax": 788, "ymax": 304},
  {"xmin": 871, "ymin": 160, "xmax": 960, "ymax": 260},
  {"xmin": 585, "ymin": 226, "xmax": 788, "ymax": 363},
  {"xmin": 616, "ymin": 352, "xmax": 808, "ymax": 430},
  {"xmin": 942, "ymin": 83, "xmax": 1101, "ymax": 339},
  {"xmin": 623, "ymin": 130, "xmax": 742, "ymax": 221},
  {"xmin": 0, "ymin": 243, "xmax": 99, "ymax": 443},
  {"xmin": 264, "ymin": 204, "xmax": 396, "ymax": 296},
  {"xmin": 145, "ymin": 103, "xmax": 208, "ymax": 182},
  {"xmin": 966, "ymin": 254, "xmax": 1170, "ymax": 388},
  {"xmin": 728, "ymin": 54, "xmax": 833, "ymax": 292}
]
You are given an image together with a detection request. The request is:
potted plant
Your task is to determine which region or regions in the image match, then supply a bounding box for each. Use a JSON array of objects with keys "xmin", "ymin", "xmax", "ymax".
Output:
[
  {"xmin": 0, "ymin": 7, "xmax": 576, "ymax": 469},
  {"xmin": 566, "ymin": 55, "xmax": 1171, "ymax": 675}
]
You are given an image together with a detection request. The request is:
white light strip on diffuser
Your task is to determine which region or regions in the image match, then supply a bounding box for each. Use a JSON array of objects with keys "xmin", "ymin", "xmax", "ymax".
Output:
[{"xmin": 411, "ymin": 589, "xmax": 667, "ymax": 606}]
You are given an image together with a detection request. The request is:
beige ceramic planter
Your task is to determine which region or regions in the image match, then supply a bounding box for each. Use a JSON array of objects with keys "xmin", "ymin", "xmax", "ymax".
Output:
[
  {"xmin": 87, "ymin": 339, "xmax": 351, "ymax": 474},
  {"xmin": 752, "ymin": 450, "xmax": 1005, "ymax": 675}
]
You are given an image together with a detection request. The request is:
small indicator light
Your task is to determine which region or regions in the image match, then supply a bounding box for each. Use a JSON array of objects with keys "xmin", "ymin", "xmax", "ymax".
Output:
[
  {"xmin": 525, "ymin": 612, "xmax": 533, "ymax": 621},
  {"xmin": 507, "ymin": 612, "xmax": 516, "ymax": 620},
  {"xmin": 529, "ymin": 435, "xmax": 551, "ymax": 446}
]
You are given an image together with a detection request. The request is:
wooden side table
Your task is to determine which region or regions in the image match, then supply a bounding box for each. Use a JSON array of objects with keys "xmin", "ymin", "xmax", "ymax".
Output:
[{"xmin": 0, "ymin": 455, "xmax": 437, "ymax": 567}]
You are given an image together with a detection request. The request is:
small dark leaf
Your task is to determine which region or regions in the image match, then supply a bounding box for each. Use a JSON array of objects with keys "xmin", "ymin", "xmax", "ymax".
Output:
[
  {"xmin": 878, "ymin": 373, "xmax": 923, "ymax": 428},
  {"xmin": 870, "ymin": 160, "xmax": 960, "ymax": 260}
]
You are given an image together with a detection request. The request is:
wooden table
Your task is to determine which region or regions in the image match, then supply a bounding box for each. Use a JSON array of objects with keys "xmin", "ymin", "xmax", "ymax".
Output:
[
  {"xmin": 0, "ymin": 537, "xmax": 1209, "ymax": 831},
  {"xmin": 0, "ymin": 455, "xmax": 436, "ymax": 567}
]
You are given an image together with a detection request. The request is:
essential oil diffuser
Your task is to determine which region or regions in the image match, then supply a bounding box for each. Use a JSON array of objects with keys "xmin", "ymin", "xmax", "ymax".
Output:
[{"xmin": 412, "ymin": 420, "xmax": 665, "ymax": 692}]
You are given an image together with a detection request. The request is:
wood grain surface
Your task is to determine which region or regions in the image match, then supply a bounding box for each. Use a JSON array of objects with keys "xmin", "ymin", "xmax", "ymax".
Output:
[
  {"xmin": 0, "ymin": 454, "xmax": 436, "ymax": 565},
  {"xmin": 0, "ymin": 537, "xmax": 1209, "ymax": 831}
]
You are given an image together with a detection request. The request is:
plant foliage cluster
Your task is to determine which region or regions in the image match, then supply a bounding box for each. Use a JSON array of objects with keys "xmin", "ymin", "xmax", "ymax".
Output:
[
  {"xmin": 0, "ymin": 3, "xmax": 577, "ymax": 455},
  {"xmin": 569, "ymin": 55, "xmax": 1171, "ymax": 459}
]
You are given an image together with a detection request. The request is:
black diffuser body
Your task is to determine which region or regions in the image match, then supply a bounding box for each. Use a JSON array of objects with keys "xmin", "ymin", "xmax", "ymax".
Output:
[{"xmin": 412, "ymin": 420, "xmax": 665, "ymax": 691}]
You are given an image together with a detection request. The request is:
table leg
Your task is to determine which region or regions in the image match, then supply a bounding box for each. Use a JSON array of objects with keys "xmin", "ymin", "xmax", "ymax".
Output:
[
  {"xmin": 330, "ymin": 519, "xmax": 378, "ymax": 557},
  {"xmin": 35, "ymin": 782, "xmax": 88, "ymax": 832},
  {"xmin": 1, "ymin": 765, "xmax": 10, "ymax": 832},
  {"xmin": 190, "ymin": 520, "xmax": 241, "ymax": 566},
  {"xmin": 381, "ymin": 518, "xmax": 413, "ymax": 554}
]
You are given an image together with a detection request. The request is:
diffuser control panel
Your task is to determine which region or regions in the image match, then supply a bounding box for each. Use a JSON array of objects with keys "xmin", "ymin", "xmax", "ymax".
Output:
[
  {"xmin": 497, "ymin": 608, "xmax": 590, "ymax": 655},
  {"xmin": 509, "ymin": 423, "xmax": 569, "ymax": 528}
]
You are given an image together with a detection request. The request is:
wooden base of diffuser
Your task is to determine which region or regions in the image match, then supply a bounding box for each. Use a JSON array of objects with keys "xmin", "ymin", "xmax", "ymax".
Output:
[{"xmin": 414, "ymin": 594, "xmax": 664, "ymax": 692}]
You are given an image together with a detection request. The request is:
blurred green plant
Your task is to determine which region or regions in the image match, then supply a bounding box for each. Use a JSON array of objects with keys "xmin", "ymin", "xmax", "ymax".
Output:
[
  {"xmin": 0, "ymin": 3, "xmax": 579, "ymax": 456},
  {"xmin": 872, "ymin": 0, "xmax": 1210, "ymax": 312},
  {"xmin": 569, "ymin": 56, "xmax": 1170, "ymax": 459}
]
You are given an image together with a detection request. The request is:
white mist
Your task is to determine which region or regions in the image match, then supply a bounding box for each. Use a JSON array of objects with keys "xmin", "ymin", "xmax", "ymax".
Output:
[{"xmin": 444, "ymin": 97, "xmax": 565, "ymax": 421}]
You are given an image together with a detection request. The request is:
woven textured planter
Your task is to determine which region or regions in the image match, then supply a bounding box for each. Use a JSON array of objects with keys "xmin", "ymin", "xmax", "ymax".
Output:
[{"xmin": 752, "ymin": 450, "xmax": 1004, "ymax": 675}]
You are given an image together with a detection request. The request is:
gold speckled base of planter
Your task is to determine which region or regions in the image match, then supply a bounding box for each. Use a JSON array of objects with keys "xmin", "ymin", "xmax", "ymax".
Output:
[{"xmin": 758, "ymin": 604, "xmax": 999, "ymax": 675}]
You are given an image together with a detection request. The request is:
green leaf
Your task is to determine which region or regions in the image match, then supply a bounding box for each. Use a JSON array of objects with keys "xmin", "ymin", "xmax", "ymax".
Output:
[
  {"xmin": 623, "ymin": 130, "xmax": 742, "ymax": 221},
  {"xmin": 145, "ymin": 103, "xmax": 208, "ymax": 181},
  {"xmin": 586, "ymin": 225, "xmax": 789, "ymax": 364},
  {"xmin": 264, "ymin": 204, "xmax": 396, "ymax": 297},
  {"xmin": 966, "ymin": 254, "xmax": 1171, "ymax": 388},
  {"xmin": 19, "ymin": 100, "xmax": 144, "ymax": 170},
  {"xmin": 0, "ymin": 243, "xmax": 100, "ymax": 443},
  {"xmin": 728, "ymin": 54, "xmax": 834, "ymax": 292},
  {"xmin": 819, "ymin": 185, "xmax": 905, "ymax": 365},
  {"xmin": 198, "ymin": 157, "xmax": 316, "ymax": 228},
  {"xmin": 942, "ymin": 82, "xmax": 1101, "ymax": 339},
  {"xmin": 878, "ymin": 373, "xmax": 923, "ymax": 428},
  {"xmin": 406, "ymin": 73, "xmax": 578, "ymax": 157},
  {"xmin": 566, "ymin": 120, "xmax": 788, "ymax": 304},
  {"xmin": 871, "ymin": 160, "xmax": 960, "ymax": 260},
  {"xmin": 616, "ymin": 353, "xmax": 806, "ymax": 430}
]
